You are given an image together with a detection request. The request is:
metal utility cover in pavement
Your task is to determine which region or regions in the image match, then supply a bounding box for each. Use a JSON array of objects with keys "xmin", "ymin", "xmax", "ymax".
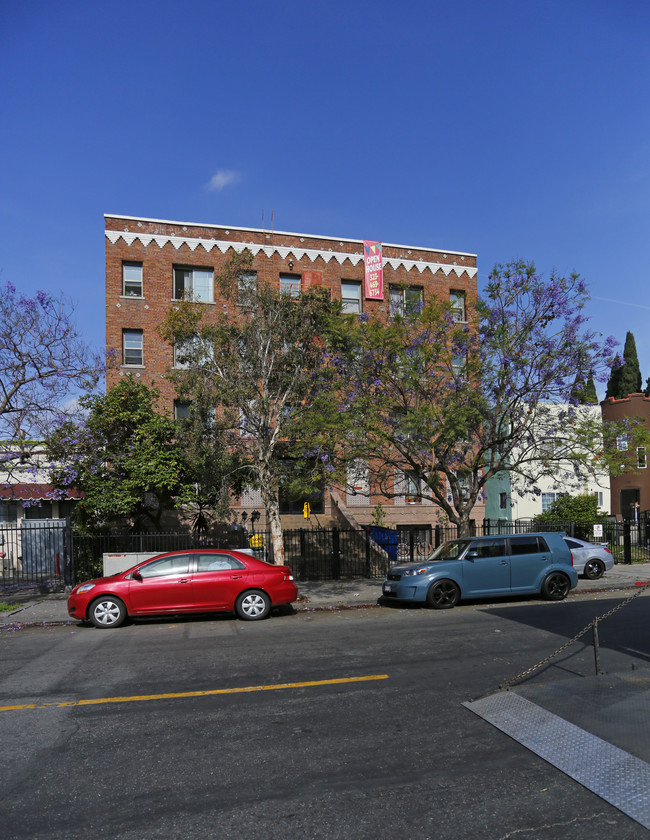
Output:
[{"xmin": 464, "ymin": 690, "xmax": 650, "ymax": 830}]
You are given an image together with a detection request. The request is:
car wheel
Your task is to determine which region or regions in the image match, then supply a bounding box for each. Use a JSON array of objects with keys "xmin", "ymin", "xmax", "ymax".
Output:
[
  {"xmin": 583, "ymin": 559, "xmax": 605, "ymax": 580},
  {"xmin": 235, "ymin": 590, "xmax": 271, "ymax": 621},
  {"xmin": 89, "ymin": 596, "xmax": 127, "ymax": 629},
  {"xmin": 542, "ymin": 572, "xmax": 571, "ymax": 601},
  {"xmin": 426, "ymin": 580, "xmax": 460, "ymax": 609}
]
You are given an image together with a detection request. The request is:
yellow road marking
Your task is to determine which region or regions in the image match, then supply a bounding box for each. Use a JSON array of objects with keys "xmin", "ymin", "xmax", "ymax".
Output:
[{"xmin": 0, "ymin": 674, "xmax": 389, "ymax": 712}]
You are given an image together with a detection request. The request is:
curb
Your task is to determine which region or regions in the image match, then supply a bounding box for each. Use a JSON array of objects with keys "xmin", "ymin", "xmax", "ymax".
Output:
[{"xmin": 1, "ymin": 580, "xmax": 648, "ymax": 628}]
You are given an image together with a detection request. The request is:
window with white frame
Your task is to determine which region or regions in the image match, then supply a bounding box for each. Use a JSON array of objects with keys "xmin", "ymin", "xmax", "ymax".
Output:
[
  {"xmin": 405, "ymin": 472, "xmax": 421, "ymax": 503},
  {"xmin": 173, "ymin": 335, "xmax": 212, "ymax": 369},
  {"xmin": 341, "ymin": 280, "xmax": 362, "ymax": 314},
  {"xmin": 346, "ymin": 460, "xmax": 369, "ymax": 505},
  {"xmin": 638, "ymin": 447, "xmax": 647, "ymax": 469},
  {"xmin": 541, "ymin": 491, "xmax": 567, "ymax": 512},
  {"xmin": 450, "ymin": 290, "xmax": 466, "ymax": 322},
  {"xmin": 122, "ymin": 329, "xmax": 143, "ymax": 366},
  {"xmin": 452, "ymin": 349, "xmax": 467, "ymax": 374},
  {"xmin": 173, "ymin": 267, "xmax": 214, "ymax": 303},
  {"xmin": 279, "ymin": 273, "xmax": 301, "ymax": 297},
  {"xmin": 238, "ymin": 270, "xmax": 257, "ymax": 305},
  {"xmin": 122, "ymin": 262, "xmax": 143, "ymax": 297},
  {"xmin": 389, "ymin": 285, "xmax": 423, "ymax": 317}
]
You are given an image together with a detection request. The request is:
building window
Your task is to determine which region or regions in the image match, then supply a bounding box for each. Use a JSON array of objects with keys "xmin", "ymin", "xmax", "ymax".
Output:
[
  {"xmin": 593, "ymin": 491, "xmax": 604, "ymax": 507},
  {"xmin": 499, "ymin": 492, "xmax": 508, "ymax": 510},
  {"xmin": 617, "ymin": 434, "xmax": 629, "ymax": 451},
  {"xmin": 638, "ymin": 447, "xmax": 647, "ymax": 469},
  {"xmin": 450, "ymin": 290, "xmax": 466, "ymax": 322},
  {"xmin": 174, "ymin": 401, "xmax": 191, "ymax": 421},
  {"xmin": 122, "ymin": 329, "xmax": 143, "ymax": 366},
  {"xmin": 58, "ymin": 500, "xmax": 77, "ymax": 519},
  {"xmin": 389, "ymin": 285, "xmax": 423, "ymax": 317},
  {"xmin": 123, "ymin": 263, "xmax": 143, "ymax": 297},
  {"xmin": 173, "ymin": 336, "xmax": 210, "ymax": 369},
  {"xmin": 452, "ymin": 350, "xmax": 467, "ymax": 374},
  {"xmin": 341, "ymin": 280, "xmax": 362, "ymax": 314},
  {"xmin": 541, "ymin": 491, "xmax": 563, "ymax": 512},
  {"xmin": 279, "ymin": 273, "xmax": 301, "ymax": 298},
  {"xmin": 0, "ymin": 502, "xmax": 18, "ymax": 523},
  {"xmin": 346, "ymin": 460, "xmax": 369, "ymax": 506},
  {"xmin": 238, "ymin": 271, "xmax": 257, "ymax": 305},
  {"xmin": 405, "ymin": 473, "xmax": 421, "ymax": 504},
  {"xmin": 173, "ymin": 267, "xmax": 214, "ymax": 303},
  {"xmin": 24, "ymin": 501, "xmax": 53, "ymax": 520}
]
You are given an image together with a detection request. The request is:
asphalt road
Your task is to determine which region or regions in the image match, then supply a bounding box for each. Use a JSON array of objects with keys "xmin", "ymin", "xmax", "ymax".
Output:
[{"xmin": 1, "ymin": 598, "xmax": 649, "ymax": 839}]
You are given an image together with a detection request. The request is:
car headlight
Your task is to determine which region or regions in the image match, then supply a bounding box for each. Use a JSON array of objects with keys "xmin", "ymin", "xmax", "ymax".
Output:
[
  {"xmin": 403, "ymin": 567, "xmax": 429, "ymax": 576},
  {"xmin": 76, "ymin": 583, "xmax": 96, "ymax": 594}
]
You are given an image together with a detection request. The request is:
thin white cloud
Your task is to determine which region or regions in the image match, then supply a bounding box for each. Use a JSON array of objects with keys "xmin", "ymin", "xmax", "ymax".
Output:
[
  {"xmin": 206, "ymin": 169, "xmax": 241, "ymax": 192},
  {"xmin": 593, "ymin": 296, "xmax": 650, "ymax": 312}
]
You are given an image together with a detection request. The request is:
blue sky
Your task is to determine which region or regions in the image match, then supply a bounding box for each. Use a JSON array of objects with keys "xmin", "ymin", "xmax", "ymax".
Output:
[{"xmin": 2, "ymin": 0, "xmax": 649, "ymax": 395}]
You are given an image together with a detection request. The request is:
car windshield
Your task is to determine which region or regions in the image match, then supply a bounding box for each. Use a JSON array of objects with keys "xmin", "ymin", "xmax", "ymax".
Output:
[{"xmin": 429, "ymin": 540, "xmax": 472, "ymax": 561}]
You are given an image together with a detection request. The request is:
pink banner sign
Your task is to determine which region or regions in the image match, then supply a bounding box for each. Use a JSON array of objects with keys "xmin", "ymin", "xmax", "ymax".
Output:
[{"xmin": 363, "ymin": 240, "xmax": 383, "ymax": 300}]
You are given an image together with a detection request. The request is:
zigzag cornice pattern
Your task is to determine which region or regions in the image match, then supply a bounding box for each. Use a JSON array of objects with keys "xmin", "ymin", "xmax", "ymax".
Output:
[{"xmin": 105, "ymin": 230, "xmax": 477, "ymax": 279}]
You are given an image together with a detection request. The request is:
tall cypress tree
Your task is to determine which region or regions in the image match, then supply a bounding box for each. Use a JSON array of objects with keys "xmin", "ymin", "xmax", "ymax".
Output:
[
  {"xmin": 606, "ymin": 331, "xmax": 642, "ymax": 398},
  {"xmin": 571, "ymin": 374, "xmax": 598, "ymax": 404}
]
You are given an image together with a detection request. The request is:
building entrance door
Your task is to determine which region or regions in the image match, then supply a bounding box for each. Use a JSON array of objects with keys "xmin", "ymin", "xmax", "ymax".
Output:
[{"xmin": 620, "ymin": 488, "xmax": 640, "ymax": 521}]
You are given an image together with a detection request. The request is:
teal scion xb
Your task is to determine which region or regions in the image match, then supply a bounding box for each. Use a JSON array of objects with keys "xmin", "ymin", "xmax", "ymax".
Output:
[{"xmin": 381, "ymin": 532, "xmax": 578, "ymax": 609}]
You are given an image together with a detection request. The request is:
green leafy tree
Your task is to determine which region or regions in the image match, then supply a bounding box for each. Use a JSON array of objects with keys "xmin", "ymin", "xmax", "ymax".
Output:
[
  {"xmin": 606, "ymin": 331, "xmax": 642, "ymax": 398},
  {"xmin": 533, "ymin": 492, "xmax": 608, "ymax": 525},
  {"xmin": 310, "ymin": 261, "xmax": 617, "ymax": 536},
  {"xmin": 48, "ymin": 377, "xmax": 191, "ymax": 532},
  {"xmin": 172, "ymin": 398, "xmax": 239, "ymax": 533},
  {"xmin": 159, "ymin": 251, "xmax": 341, "ymax": 564}
]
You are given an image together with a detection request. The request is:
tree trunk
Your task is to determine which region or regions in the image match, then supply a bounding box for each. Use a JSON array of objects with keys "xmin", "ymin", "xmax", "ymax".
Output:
[
  {"xmin": 456, "ymin": 513, "xmax": 473, "ymax": 538},
  {"xmin": 261, "ymin": 482, "xmax": 284, "ymax": 565}
]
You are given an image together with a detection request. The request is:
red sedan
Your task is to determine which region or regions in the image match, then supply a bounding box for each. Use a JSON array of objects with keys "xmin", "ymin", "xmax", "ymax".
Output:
[{"xmin": 68, "ymin": 549, "xmax": 297, "ymax": 628}]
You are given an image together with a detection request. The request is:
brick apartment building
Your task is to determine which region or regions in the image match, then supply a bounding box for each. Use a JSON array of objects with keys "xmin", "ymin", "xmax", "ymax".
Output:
[
  {"xmin": 601, "ymin": 393, "xmax": 650, "ymax": 519},
  {"xmin": 105, "ymin": 214, "xmax": 482, "ymax": 538}
]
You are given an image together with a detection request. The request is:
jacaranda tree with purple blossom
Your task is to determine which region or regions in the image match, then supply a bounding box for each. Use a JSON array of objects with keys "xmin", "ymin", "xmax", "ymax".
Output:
[
  {"xmin": 309, "ymin": 261, "xmax": 620, "ymax": 536},
  {"xmin": 0, "ymin": 282, "xmax": 101, "ymax": 481}
]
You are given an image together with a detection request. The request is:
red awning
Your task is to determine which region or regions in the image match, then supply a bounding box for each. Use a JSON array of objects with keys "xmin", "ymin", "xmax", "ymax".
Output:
[{"xmin": 0, "ymin": 484, "xmax": 83, "ymax": 501}]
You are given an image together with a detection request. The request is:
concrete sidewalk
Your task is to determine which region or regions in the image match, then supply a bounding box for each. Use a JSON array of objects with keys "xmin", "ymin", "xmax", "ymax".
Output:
[{"xmin": 1, "ymin": 562, "xmax": 649, "ymax": 627}]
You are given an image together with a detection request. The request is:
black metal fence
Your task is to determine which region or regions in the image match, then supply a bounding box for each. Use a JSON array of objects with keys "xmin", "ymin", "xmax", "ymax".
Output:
[
  {"xmin": 71, "ymin": 528, "xmax": 251, "ymax": 585},
  {"xmin": 1, "ymin": 517, "xmax": 649, "ymax": 591},
  {"xmin": 481, "ymin": 518, "xmax": 650, "ymax": 564}
]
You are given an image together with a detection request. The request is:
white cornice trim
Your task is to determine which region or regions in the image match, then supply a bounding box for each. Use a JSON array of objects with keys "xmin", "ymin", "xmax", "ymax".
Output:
[
  {"xmin": 105, "ymin": 230, "xmax": 478, "ymax": 279},
  {"xmin": 104, "ymin": 214, "xmax": 477, "ymax": 259}
]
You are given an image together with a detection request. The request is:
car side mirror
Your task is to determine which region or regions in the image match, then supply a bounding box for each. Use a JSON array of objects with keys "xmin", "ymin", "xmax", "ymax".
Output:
[
  {"xmin": 132, "ymin": 569, "xmax": 142, "ymax": 581},
  {"xmin": 466, "ymin": 550, "xmax": 479, "ymax": 559}
]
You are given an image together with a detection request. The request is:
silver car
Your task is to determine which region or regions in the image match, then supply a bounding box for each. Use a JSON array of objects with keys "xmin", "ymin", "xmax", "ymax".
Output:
[{"xmin": 564, "ymin": 537, "xmax": 614, "ymax": 579}]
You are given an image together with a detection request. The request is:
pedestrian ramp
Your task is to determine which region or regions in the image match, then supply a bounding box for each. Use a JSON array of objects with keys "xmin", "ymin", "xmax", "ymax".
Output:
[{"xmin": 464, "ymin": 671, "xmax": 650, "ymax": 830}]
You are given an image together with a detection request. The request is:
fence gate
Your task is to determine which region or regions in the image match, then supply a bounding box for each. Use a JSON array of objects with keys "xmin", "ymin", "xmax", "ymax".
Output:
[{"xmin": 0, "ymin": 519, "xmax": 72, "ymax": 590}]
